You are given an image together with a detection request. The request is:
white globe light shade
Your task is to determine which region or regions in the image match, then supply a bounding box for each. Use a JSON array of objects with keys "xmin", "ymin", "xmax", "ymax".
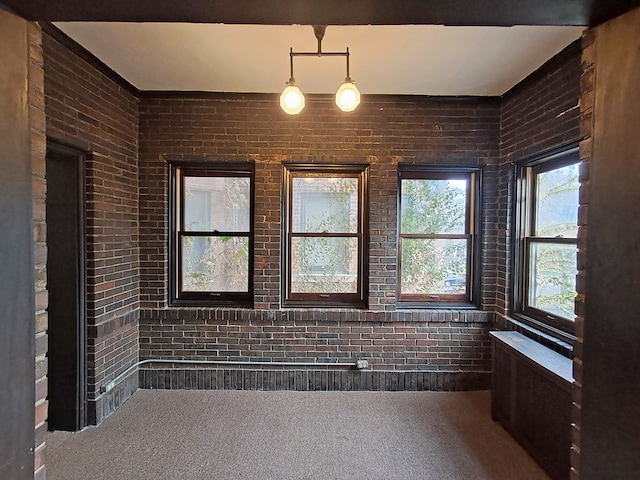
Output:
[
  {"xmin": 280, "ymin": 85, "xmax": 305, "ymax": 115},
  {"xmin": 335, "ymin": 81, "xmax": 361, "ymax": 112}
]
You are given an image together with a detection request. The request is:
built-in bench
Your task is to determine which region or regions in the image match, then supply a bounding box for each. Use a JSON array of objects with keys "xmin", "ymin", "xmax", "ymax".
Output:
[{"xmin": 490, "ymin": 331, "xmax": 573, "ymax": 480}]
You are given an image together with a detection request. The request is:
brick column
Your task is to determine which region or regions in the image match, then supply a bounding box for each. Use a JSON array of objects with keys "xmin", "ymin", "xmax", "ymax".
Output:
[
  {"xmin": 29, "ymin": 21, "xmax": 48, "ymax": 480},
  {"xmin": 571, "ymin": 29, "xmax": 595, "ymax": 480}
]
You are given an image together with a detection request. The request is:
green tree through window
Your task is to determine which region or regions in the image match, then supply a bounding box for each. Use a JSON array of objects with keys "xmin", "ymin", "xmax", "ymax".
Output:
[
  {"xmin": 513, "ymin": 146, "xmax": 580, "ymax": 336},
  {"xmin": 398, "ymin": 166, "xmax": 480, "ymax": 306},
  {"xmin": 527, "ymin": 162, "xmax": 579, "ymax": 320}
]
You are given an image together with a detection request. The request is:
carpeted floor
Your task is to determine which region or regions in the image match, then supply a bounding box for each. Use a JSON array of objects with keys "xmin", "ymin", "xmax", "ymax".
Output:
[{"xmin": 47, "ymin": 390, "xmax": 550, "ymax": 480}]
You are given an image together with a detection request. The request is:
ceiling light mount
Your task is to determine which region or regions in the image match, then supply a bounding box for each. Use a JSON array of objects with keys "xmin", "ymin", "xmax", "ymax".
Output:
[{"xmin": 280, "ymin": 25, "xmax": 360, "ymax": 115}]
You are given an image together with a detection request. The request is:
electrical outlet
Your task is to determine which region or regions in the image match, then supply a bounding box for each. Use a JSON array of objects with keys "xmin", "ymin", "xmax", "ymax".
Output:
[{"xmin": 355, "ymin": 359, "xmax": 369, "ymax": 370}]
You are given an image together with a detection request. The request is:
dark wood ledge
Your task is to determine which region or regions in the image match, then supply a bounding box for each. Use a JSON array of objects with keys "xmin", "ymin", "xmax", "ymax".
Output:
[{"xmin": 490, "ymin": 330, "xmax": 573, "ymax": 384}]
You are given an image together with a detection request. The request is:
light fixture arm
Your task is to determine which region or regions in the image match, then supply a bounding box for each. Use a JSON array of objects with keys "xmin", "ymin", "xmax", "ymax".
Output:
[
  {"xmin": 289, "ymin": 25, "xmax": 351, "ymax": 80},
  {"xmin": 282, "ymin": 25, "xmax": 360, "ymax": 115}
]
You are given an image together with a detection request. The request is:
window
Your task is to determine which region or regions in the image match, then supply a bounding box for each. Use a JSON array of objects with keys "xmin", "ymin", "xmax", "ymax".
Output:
[
  {"xmin": 514, "ymin": 146, "xmax": 579, "ymax": 336},
  {"xmin": 282, "ymin": 164, "xmax": 368, "ymax": 308},
  {"xmin": 169, "ymin": 162, "xmax": 254, "ymax": 306},
  {"xmin": 397, "ymin": 166, "xmax": 481, "ymax": 306}
]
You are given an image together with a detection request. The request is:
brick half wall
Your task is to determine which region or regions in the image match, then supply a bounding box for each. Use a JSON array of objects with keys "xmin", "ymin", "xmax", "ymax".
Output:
[{"xmin": 140, "ymin": 309, "xmax": 491, "ymax": 370}]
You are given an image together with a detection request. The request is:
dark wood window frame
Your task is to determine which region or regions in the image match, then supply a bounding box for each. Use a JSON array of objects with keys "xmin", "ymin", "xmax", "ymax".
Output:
[
  {"xmin": 281, "ymin": 163, "xmax": 369, "ymax": 308},
  {"xmin": 397, "ymin": 165, "xmax": 482, "ymax": 308},
  {"xmin": 169, "ymin": 161, "xmax": 255, "ymax": 307},
  {"xmin": 512, "ymin": 143, "xmax": 579, "ymax": 339}
]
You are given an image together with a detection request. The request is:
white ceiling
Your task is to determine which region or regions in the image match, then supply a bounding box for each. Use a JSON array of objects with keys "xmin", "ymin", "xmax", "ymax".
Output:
[{"xmin": 54, "ymin": 23, "xmax": 584, "ymax": 96}]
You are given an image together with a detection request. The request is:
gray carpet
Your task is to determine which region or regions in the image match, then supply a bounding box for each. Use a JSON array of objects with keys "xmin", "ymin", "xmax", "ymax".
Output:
[{"xmin": 47, "ymin": 390, "xmax": 550, "ymax": 480}]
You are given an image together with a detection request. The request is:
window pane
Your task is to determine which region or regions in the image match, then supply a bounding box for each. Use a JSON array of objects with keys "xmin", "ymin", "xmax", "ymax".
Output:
[
  {"xmin": 182, "ymin": 236, "xmax": 249, "ymax": 292},
  {"xmin": 291, "ymin": 237, "xmax": 358, "ymax": 293},
  {"xmin": 291, "ymin": 177, "xmax": 358, "ymax": 233},
  {"xmin": 400, "ymin": 238, "xmax": 467, "ymax": 295},
  {"xmin": 535, "ymin": 164, "xmax": 579, "ymax": 237},
  {"xmin": 401, "ymin": 179, "xmax": 467, "ymax": 234},
  {"xmin": 528, "ymin": 242, "xmax": 577, "ymax": 319},
  {"xmin": 184, "ymin": 176, "xmax": 250, "ymax": 232}
]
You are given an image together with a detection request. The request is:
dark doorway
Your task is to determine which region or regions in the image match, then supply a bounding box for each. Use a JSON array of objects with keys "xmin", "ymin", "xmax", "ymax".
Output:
[{"xmin": 46, "ymin": 138, "xmax": 88, "ymax": 431}]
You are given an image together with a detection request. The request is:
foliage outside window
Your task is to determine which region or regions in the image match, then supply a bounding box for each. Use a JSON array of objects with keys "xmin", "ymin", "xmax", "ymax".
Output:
[
  {"xmin": 282, "ymin": 164, "xmax": 368, "ymax": 308},
  {"xmin": 170, "ymin": 162, "xmax": 254, "ymax": 307},
  {"xmin": 514, "ymin": 147, "xmax": 579, "ymax": 336},
  {"xmin": 398, "ymin": 166, "xmax": 480, "ymax": 306}
]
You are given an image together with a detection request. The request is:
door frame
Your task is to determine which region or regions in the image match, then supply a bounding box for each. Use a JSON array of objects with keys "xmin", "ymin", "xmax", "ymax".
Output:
[{"xmin": 46, "ymin": 137, "xmax": 88, "ymax": 431}]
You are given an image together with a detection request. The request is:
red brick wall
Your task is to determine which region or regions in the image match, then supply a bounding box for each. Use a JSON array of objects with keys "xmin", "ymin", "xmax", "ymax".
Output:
[
  {"xmin": 43, "ymin": 29, "xmax": 140, "ymax": 422},
  {"xmin": 41, "ymin": 26, "xmax": 581, "ymax": 402},
  {"xmin": 496, "ymin": 41, "xmax": 582, "ymax": 326},
  {"xmin": 500, "ymin": 41, "xmax": 582, "ymax": 161},
  {"xmin": 138, "ymin": 93, "xmax": 500, "ymax": 375},
  {"xmin": 140, "ymin": 309, "xmax": 492, "ymax": 372}
]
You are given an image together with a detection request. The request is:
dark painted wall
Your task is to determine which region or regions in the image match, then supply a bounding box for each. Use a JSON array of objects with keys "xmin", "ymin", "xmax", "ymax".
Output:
[
  {"xmin": 0, "ymin": 9, "xmax": 35, "ymax": 480},
  {"xmin": 581, "ymin": 7, "xmax": 640, "ymax": 479}
]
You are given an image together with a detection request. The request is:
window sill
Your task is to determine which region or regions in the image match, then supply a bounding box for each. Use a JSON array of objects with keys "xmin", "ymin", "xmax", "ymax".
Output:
[
  {"xmin": 146, "ymin": 307, "xmax": 492, "ymax": 324},
  {"xmin": 396, "ymin": 301, "xmax": 478, "ymax": 310},
  {"xmin": 500, "ymin": 315, "xmax": 574, "ymax": 358}
]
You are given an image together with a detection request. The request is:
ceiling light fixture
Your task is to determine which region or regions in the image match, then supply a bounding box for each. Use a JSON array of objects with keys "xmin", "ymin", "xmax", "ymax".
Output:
[{"xmin": 281, "ymin": 25, "xmax": 360, "ymax": 115}]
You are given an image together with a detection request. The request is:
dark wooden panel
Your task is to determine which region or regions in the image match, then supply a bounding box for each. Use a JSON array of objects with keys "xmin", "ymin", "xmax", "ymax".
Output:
[
  {"xmin": 491, "ymin": 332, "xmax": 573, "ymax": 480},
  {"xmin": 515, "ymin": 361, "xmax": 572, "ymax": 480},
  {"xmin": 582, "ymin": 8, "xmax": 640, "ymax": 479},
  {"xmin": 3, "ymin": 0, "xmax": 640, "ymax": 26},
  {"xmin": 491, "ymin": 342, "xmax": 513, "ymax": 423},
  {"xmin": 0, "ymin": 9, "xmax": 35, "ymax": 480}
]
